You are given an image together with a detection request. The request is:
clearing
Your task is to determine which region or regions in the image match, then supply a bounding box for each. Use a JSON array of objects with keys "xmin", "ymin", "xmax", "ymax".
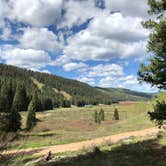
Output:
[{"xmin": 7, "ymin": 102, "xmax": 155, "ymax": 151}]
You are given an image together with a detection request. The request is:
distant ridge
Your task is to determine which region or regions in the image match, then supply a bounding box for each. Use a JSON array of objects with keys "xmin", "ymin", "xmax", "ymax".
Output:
[{"xmin": 0, "ymin": 64, "xmax": 153, "ymax": 108}]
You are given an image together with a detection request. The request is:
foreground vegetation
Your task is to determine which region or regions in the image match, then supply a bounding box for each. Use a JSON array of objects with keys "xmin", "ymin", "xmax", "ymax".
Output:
[
  {"xmin": 4, "ymin": 135, "xmax": 166, "ymax": 166},
  {"xmin": 41, "ymin": 137, "xmax": 166, "ymax": 166}
]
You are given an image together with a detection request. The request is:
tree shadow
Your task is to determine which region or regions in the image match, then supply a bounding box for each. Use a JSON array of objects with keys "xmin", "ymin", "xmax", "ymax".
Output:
[{"xmin": 39, "ymin": 138, "xmax": 166, "ymax": 166}]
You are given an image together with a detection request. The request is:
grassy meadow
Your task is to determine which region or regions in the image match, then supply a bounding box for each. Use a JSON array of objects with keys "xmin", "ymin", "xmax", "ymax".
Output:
[{"xmin": 8, "ymin": 101, "xmax": 155, "ymax": 150}]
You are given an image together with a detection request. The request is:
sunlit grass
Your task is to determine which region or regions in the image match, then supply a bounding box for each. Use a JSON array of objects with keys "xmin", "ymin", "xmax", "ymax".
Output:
[{"xmin": 7, "ymin": 101, "xmax": 156, "ymax": 150}]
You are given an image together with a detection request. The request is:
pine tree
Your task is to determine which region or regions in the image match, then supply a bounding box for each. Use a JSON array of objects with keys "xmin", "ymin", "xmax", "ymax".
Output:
[
  {"xmin": 94, "ymin": 110, "xmax": 98, "ymax": 123},
  {"xmin": 94, "ymin": 110, "xmax": 101, "ymax": 124},
  {"xmin": 0, "ymin": 113, "xmax": 11, "ymax": 132},
  {"xmin": 114, "ymin": 108, "xmax": 119, "ymax": 120},
  {"xmin": 99, "ymin": 108, "xmax": 105, "ymax": 121},
  {"xmin": 149, "ymin": 100, "xmax": 166, "ymax": 128},
  {"xmin": 0, "ymin": 80, "xmax": 21, "ymax": 132},
  {"xmin": 97, "ymin": 114, "xmax": 101, "ymax": 124},
  {"xmin": 138, "ymin": 0, "xmax": 166, "ymax": 89},
  {"xmin": 11, "ymin": 83, "xmax": 27, "ymax": 112},
  {"xmin": 138, "ymin": 0, "xmax": 166, "ymax": 127},
  {"xmin": 43, "ymin": 98, "xmax": 53, "ymax": 110},
  {"xmin": 0, "ymin": 81, "xmax": 13, "ymax": 113},
  {"xmin": 62, "ymin": 100, "xmax": 71, "ymax": 108},
  {"xmin": 8, "ymin": 109, "xmax": 22, "ymax": 132},
  {"xmin": 33, "ymin": 91, "xmax": 42, "ymax": 112},
  {"xmin": 8, "ymin": 83, "xmax": 24, "ymax": 132},
  {"xmin": 26, "ymin": 94, "xmax": 37, "ymax": 131}
]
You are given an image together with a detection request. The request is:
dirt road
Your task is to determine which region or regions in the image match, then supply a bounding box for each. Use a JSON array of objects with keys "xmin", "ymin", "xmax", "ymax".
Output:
[{"xmin": 2, "ymin": 127, "xmax": 159, "ymax": 156}]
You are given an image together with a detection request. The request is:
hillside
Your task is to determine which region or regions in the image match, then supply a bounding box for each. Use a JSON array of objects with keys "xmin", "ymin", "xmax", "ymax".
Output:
[
  {"xmin": 96, "ymin": 87, "xmax": 153, "ymax": 102},
  {"xmin": 0, "ymin": 64, "xmax": 153, "ymax": 109}
]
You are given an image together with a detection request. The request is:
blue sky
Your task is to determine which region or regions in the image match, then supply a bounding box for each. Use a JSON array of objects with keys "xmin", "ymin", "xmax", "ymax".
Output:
[{"xmin": 0, "ymin": 0, "xmax": 158, "ymax": 92}]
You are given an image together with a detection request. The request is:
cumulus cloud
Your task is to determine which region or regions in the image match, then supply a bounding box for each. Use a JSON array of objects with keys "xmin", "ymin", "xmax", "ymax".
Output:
[
  {"xmin": 63, "ymin": 13, "xmax": 148, "ymax": 61},
  {"xmin": 0, "ymin": 46, "xmax": 51, "ymax": 69},
  {"xmin": 106, "ymin": 0, "xmax": 148, "ymax": 18},
  {"xmin": 75, "ymin": 63, "xmax": 158, "ymax": 92},
  {"xmin": 19, "ymin": 27, "xmax": 61, "ymax": 51},
  {"xmin": 0, "ymin": 0, "xmax": 10, "ymax": 27},
  {"xmin": 8, "ymin": 0, "xmax": 63, "ymax": 26},
  {"xmin": 99, "ymin": 75, "xmax": 158, "ymax": 93},
  {"xmin": 0, "ymin": 0, "xmax": 156, "ymax": 92},
  {"xmin": 63, "ymin": 62, "xmax": 87, "ymax": 71},
  {"xmin": 87, "ymin": 64, "xmax": 123, "ymax": 77},
  {"xmin": 58, "ymin": 0, "xmax": 100, "ymax": 29},
  {"xmin": 77, "ymin": 77, "xmax": 95, "ymax": 85}
]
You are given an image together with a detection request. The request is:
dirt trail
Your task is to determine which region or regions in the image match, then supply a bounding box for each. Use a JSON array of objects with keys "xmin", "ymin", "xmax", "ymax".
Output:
[{"xmin": 2, "ymin": 127, "xmax": 159, "ymax": 156}]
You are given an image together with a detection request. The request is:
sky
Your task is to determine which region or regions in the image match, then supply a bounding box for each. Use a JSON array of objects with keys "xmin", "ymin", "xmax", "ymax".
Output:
[{"xmin": 0, "ymin": 0, "xmax": 158, "ymax": 92}]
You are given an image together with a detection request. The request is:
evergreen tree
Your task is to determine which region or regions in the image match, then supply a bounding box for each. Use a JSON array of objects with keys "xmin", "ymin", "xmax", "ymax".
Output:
[
  {"xmin": 43, "ymin": 98, "xmax": 53, "ymax": 110},
  {"xmin": 11, "ymin": 83, "xmax": 27, "ymax": 112},
  {"xmin": 138, "ymin": 0, "xmax": 166, "ymax": 89},
  {"xmin": 97, "ymin": 113, "xmax": 101, "ymax": 124},
  {"xmin": 0, "ymin": 113, "xmax": 11, "ymax": 132},
  {"xmin": 138, "ymin": 0, "xmax": 166, "ymax": 126},
  {"xmin": 8, "ymin": 109, "xmax": 22, "ymax": 132},
  {"xmin": 99, "ymin": 108, "xmax": 105, "ymax": 121},
  {"xmin": 149, "ymin": 100, "xmax": 166, "ymax": 128},
  {"xmin": 0, "ymin": 80, "xmax": 22, "ymax": 132},
  {"xmin": 33, "ymin": 91, "xmax": 42, "ymax": 112},
  {"xmin": 62, "ymin": 100, "xmax": 71, "ymax": 108},
  {"xmin": 94, "ymin": 110, "xmax": 98, "ymax": 123},
  {"xmin": 8, "ymin": 83, "xmax": 24, "ymax": 132},
  {"xmin": 114, "ymin": 108, "xmax": 119, "ymax": 120},
  {"xmin": 0, "ymin": 81, "xmax": 13, "ymax": 113},
  {"xmin": 26, "ymin": 94, "xmax": 37, "ymax": 131}
]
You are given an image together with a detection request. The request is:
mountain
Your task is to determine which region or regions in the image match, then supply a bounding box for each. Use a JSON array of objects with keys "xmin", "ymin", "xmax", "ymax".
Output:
[
  {"xmin": 96, "ymin": 87, "xmax": 153, "ymax": 102},
  {"xmin": 0, "ymin": 64, "xmax": 153, "ymax": 109}
]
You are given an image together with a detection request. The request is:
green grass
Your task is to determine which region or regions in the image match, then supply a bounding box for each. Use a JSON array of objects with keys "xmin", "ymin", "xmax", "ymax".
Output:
[
  {"xmin": 3, "ymin": 136, "xmax": 166, "ymax": 166},
  {"xmin": 38, "ymin": 137, "xmax": 166, "ymax": 166},
  {"xmin": 7, "ymin": 102, "xmax": 155, "ymax": 150}
]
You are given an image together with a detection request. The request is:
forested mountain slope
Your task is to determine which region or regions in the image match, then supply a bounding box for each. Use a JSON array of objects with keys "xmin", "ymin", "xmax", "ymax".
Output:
[
  {"xmin": 95, "ymin": 87, "xmax": 153, "ymax": 102},
  {"xmin": 0, "ymin": 64, "xmax": 153, "ymax": 110}
]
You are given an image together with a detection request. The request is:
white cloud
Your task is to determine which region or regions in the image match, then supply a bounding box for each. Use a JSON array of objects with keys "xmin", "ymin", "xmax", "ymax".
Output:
[
  {"xmin": 99, "ymin": 74, "xmax": 158, "ymax": 93},
  {"xmin": 9, "ymin": 0, "xmax": 63, "ymax": 26},
  {"xmin": 106, "ymin": 0, "xmax": 148, "ymax": 18},
  {"xmin": 63, "ymin": 62, "xmax": 87, "ymax": 71},
  {"xmin": 52, "ymin": 54, "xmax": 71, "ymax": 66},
  {"xmin": 40, "ymin": 69, "xmax": 51, "ymax": 74},
  {"xmin": 0, "ymin": 26, "xmax": 12, "ymax": 40},
  {"xmin": 58, "ymin": 0, "xmax": 100, "ymax": 29},
  {"xmin": 90, "ymin": 12, "xmax": 148, "ymax": 42},
  {"xmin": 0, "ymin": 0, "xmax": 10, "ymax": 27},
  {"xmin": 77, "ymin": 77, "xmax": 95, "ymax": 85},
  {"xmin": 75, "ymin": 63, "xmax": 158, "ymax": 92},
  {"xmin": 19, "ymin": 27, "xmax": 61, "ymax": 51},
  {"xmin": 0, "ymin": 0, "xmax": 156, "ymax": 93},
  {"xmin": 63, "ymin": 13, "xmax": 148, "ymax": 61},
  {"xmin": 0, "ymin": 46, "xmax": 51, "ymax": 69},
  {"xmin": 88, "ymin": 64, "xmax": 123, "ymax": 77}
]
